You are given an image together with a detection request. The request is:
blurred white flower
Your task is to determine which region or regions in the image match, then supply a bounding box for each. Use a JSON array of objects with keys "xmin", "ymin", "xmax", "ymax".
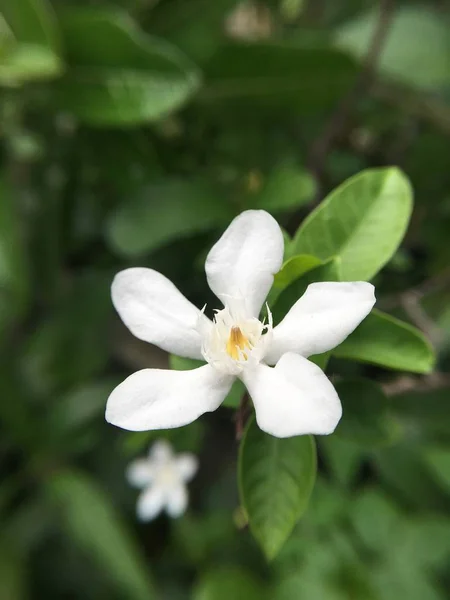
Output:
[
  {"xmin": 106, "ymin": 210, "xmax": 375, "ymax": 438},
  {"xmin": 127, "ymin": 439, "xmax": 198, "ymax": 521}
]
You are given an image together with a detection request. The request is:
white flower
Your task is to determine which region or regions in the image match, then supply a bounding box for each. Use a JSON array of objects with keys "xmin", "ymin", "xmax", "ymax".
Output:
[
  {"xmin": 106, "ymin": 210, "xmax": 375, "ymax": 438},
  {"xmin": 127, "ymin": 439, "xmax": 198, "ymax": 521}
]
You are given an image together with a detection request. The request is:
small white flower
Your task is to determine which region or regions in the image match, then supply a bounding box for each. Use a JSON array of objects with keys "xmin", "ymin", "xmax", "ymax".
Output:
[
  {"xmin": 106, "ymin": 210, "xmax": 375, "ymax": 438},
  {"xmin": 127, "ymin": 439, "xmax": 198, "ymax": 521}
]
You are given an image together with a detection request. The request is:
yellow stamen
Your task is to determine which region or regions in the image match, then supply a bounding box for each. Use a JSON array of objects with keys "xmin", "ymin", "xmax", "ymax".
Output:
[{"xmin": 226, "ymin": 327, "xmax": 250, "ymax": 360}]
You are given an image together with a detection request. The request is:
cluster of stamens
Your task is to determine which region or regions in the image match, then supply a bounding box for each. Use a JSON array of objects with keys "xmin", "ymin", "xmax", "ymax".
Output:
[{"xmin": 199, "ymin": 299, "xmax": 272, "ymax": 375}]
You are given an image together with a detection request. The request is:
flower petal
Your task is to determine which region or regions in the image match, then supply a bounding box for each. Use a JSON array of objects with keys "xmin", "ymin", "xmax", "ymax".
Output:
[
  {"xmin": 205, "ymin": 210, "xmax": 284, "ymax": 317},
  {"xmin": 265, "ymin": 282, "xmax": 375, "ymax": 364},
  {"xmin": 106, "ymin": 365, "xmax": 234, "ymax": 431},
  {"xmin": 149, "ymin": 439, "xmax": 173, "ymax": 465},
  {"xmin": 242, "ymin": 353, "xmax": 342, "ymax": 438},
  {"xmin": 112, "ymin": 267, "xmax": 211, "ymax": 360},
  {"xmin": 175, "ymin": 453, "xmax": 198, "ymax": 482},
  {"xmin": 136, "ymin": 486, "xmax": 165, "ymax": 521},
  {"xmin": 165, "ymin": 483, "xmax": 188, "ymax": 518},
  {"xmin": 126, "ymin": 459, "xmax": 154, "ymax": 488}
]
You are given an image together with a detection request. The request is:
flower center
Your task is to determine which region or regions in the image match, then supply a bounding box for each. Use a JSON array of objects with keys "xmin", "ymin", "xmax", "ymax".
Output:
[{"xmin": 226, "ymin": 326, "xmax": 251, "ymax": 360}]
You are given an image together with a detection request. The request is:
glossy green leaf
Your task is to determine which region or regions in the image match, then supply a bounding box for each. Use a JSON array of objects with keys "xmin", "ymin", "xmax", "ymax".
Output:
[
  {"xmin": 107, "ymin": 179, "xmax": 233, "ymax": 256},
  {"xmin": 200, "ymin": 42, "xmax": 357, "ymax": 113},
  {"xmin": 266, "ymin": 254, "xmax": 323, "ymax": 306},
  {"xmin": 239, "ymin": 417, "xmax": 316, "ymax": 559},
  {"xmin": 48, "ymin": 470, "xmax": 155, "ymax": 600},
  {"xmin": 245, "ymin": 164, "xmax": 316, "ymax": 213},
  {"xmin": 335, "ymin": 379, "xmax": 401, "ymax": 447},
  {"xmin": 0, "ymin": 0, "xmax": 60, "ymax": 50},
  {"xmin": 335, "ymin": 7, "xmax": 450, "ymax": 90},
  {"xmin": 54, "ymin": 8, "xmax": 200, "ymax": 125},
  {"xmin": 271, "ymin": 258, "xmax": 340, "ymax": 325},
  {"xmin": 193, "ymin": 566, "xmax": 269, "ymax": 600},
  {"xmin": 333, "ymin": 309, "xmax": 435, "ymax": 373},
  {"xmin": 292, "ymin": 167, "xmax": 413, "ymax": 280},
  {"xmin": 169, "ymin": 353, "xmax": 244, "ymax": 409}
]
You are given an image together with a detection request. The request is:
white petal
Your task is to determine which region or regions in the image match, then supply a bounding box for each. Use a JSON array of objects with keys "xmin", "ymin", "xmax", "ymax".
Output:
[
  {"xmin": 112, "ymin": 267, "xmax": 211, "ymax": 360},
  {"xmin": 265, "ymin": 282, "xmax": 375, "ymax": 364},
  {"xmin": 205, "ymin": 210, "xmax": 284, "ymax": 317},
  {"xmin": 106, "ymin": 365, "xmax": 234, "ymax": 431},
  {"xmin": 136, "ymin": 486, "xmax": 165, "ymax": 521},
  {"xmin": 126, "ymin": 459, "xmax": 154, "ymax": 488},
  {"xmin": 165, "ymin": 483, "xmax": 188, "ymax": 518},
  {"xmin": 242, "ymin": 353, "xmax": 342, "ymax": 438},
  {"xmin": 175, "ymin": 453, "xmax": 198, "ymax": 482},
  {"xmin": 149, "ymin": 439, "xmax": 173, "ymax": 465}
]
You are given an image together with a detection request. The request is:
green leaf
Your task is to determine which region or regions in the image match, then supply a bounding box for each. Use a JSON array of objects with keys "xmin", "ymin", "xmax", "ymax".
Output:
[
  {"xmin": 292, "ymin": 167, "xmax": 413, "ymax": 280},
  {"xmin": 200, "ymin": 42, "xmax": 357, "ymax": 114},
  {"xmin": 0, "ymin": 176, "xmax": 29, "ymax": 338},
  {"xmin": 47, "ymin": 470, "xmax": 156, "ymax": 600},
  {"xmin": 335, "ymin": 379, "xmax": 401, "ymax": 447},
  {"xmin": 54, "ymin": 8, "xmax": 200, "ymax": 126},
  {"xmin": 319, "ymin": 436, "xmax": 363, "ymax": 487},
  {"xmin": 271, "ymin": 258, "xmax": 340, "ymax": 325},
  {"xmin": 351, "ymin": 489, "xmax": 400, "ymax": 551},
  {"xmin": 375, "ymin": 444, "xmax": 450, "ymax": 511},
  {"xmin": 245, "ymin": 164, "xmax": 317, "ymax": 213},
  {"xmin": 0, "ymin": 543, "xmax": 26, "ymax": 600},
  {"xmin": 169, "ymin": 353, "xmax": 244, "ymax": 409},
  {"xmin": 238, "ymin": 417, "xmax": 316, "ymax": 559},
  {"xmin": 0, "ymin": 0, "xmax": 60, "ymax": 50},
  {"xmin": 333, "ymin": 309, "xmax": 435, "ymax": 373},
  {"xmin": 335, "ymin": 6, "xmax": 450, "ymax": 90},
  {"xmin": 0, "ymin": 42, "xmax": 62, "ymax": 84},
  {"xmin": 193, "ymin": 566, "xmax": 269, "ymax": 600},
  {"xmin": 107, "ymin": 179, "xmax": 233, "ymax": 256},
  {"xmin": 422, "ymin": 447, "xmax": 450, "ymax": 492},
  {"xmin": 266, "ymin": 254, "xmax": 324, "ymax": 306},
  {"xmin": 392, "ymin": 389, "xmax": 450, "ymax": 442},
  {"xmin": 21, "ymin": 271, "xmax": 113, "ymax": 396}
]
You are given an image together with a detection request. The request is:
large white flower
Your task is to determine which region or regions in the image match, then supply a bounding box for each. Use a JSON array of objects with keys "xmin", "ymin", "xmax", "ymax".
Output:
[
  {"xmin": 127, "ymin": 439, "xmax": 198, "ymax": 521},
  {"xmin": 106, "ymin": 210, "xmax": 375, "ymax": 438}
]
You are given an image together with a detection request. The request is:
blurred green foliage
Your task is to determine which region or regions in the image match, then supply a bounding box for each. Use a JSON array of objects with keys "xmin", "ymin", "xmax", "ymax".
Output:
[{"xmin": 1, "ymin": 0, "xmax": 450, "ymax": 598}]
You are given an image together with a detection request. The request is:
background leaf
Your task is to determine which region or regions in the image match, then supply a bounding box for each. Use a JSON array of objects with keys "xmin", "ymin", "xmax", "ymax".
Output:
[
  {"xmin": 333, "ymin": 309, "xmax": 435, "ymax": 373},
  {"xmin": 47, "ymin": 470, "xmax": 156, "ymax": 600}
]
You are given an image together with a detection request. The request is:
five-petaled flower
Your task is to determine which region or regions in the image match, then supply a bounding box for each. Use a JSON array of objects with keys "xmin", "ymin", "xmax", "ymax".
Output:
[
  {"xmin": 127, "ymin": 439, "xmax": 198, "ymax": 521},
  {"xmin": 106, "ymin": 210, "xmax": 375, "ymax": 438}
]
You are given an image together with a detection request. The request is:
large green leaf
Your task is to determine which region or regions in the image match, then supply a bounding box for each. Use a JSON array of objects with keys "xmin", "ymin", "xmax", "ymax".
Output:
[
  {"xmin": 200, "ymin": 42, "xmax": 357, "ymax": 114},
  {"xmin": 54, "ymin": 8, "xmax": 200, "ymax": 125},
  {"xmin": 266, "ymin": 254, "xmax": 324, "ymax": 306},
  {"xmin": 0, "ymin": 0, "xmax": 60, "ymax": 50},
  {"xmin": 333, "ymin": 309, "xmax": 435, "ymax": 373},
  {"xmin": 271, "ymin": 259, "xmax": 340, "ymax": 325},
  {"xmin": 335, "ymin": 6, "xmax": 450, "ymax": 90},
  {"xmin": 193, "ymin": 566, "xmax": 269, "ymax": 600},
  {"xmin": 48, "ymin": 470, "xmax": 156, "ymax": 600},
  {"xmin": 335, "ymin": 379, "xmax": 400, "ymax": 447},
  {"xmin": 239, "ymin": 417, "xmax": 316, "ymax": 559},
  {"xmin": 292, "ymin": 167, "xmax": 413, "ymax": 280},
  {"xmin": 107, "ymin": 178, "xmax": 233, "ymax": 256},
  {"xmin": 0, "ymin": 177, "xmax": 29, "ymax": 338}
]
